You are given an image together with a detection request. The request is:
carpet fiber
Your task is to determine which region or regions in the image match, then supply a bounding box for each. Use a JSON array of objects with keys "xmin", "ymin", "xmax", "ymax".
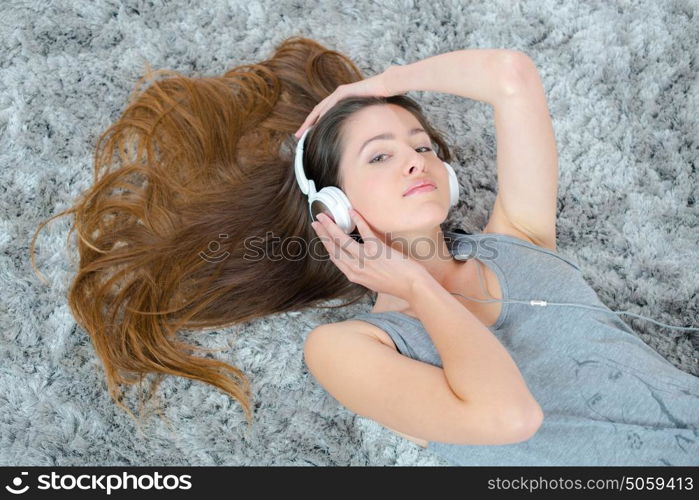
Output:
[{"xmin": 1, "ymin": 0, "xmax": 697, "ymax": 466}]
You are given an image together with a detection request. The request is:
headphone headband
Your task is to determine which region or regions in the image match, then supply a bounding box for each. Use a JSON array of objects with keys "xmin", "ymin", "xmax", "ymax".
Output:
[{"xmin": 294, "ymin": 126, "xmax": 315, "ymax": 196}]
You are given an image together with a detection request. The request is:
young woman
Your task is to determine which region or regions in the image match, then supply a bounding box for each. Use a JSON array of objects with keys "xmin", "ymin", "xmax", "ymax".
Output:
[
  {"xmin": 32, "ymin": 36, "xmax": 698, "ymax": 466},
  {"xmin": 295, "ymin": 48, "xmax": 699, "ymax": 465}
]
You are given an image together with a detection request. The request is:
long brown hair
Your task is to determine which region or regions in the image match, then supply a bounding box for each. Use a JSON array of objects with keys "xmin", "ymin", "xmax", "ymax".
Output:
[{"xmin": 30, "ymin": 36, "xmax": 455, "ymax": 431}]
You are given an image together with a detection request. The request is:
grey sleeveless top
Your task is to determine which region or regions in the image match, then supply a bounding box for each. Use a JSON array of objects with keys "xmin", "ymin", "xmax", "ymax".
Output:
[{"xmin": 351, "ymin": 230, "xmax": 699, "ymax": 466}]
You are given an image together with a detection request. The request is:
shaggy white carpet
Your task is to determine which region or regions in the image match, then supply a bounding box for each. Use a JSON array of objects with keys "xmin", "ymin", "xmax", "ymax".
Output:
[{"xmin": 1, "ymin": 0, "xmax": 697, "ymax": 466}]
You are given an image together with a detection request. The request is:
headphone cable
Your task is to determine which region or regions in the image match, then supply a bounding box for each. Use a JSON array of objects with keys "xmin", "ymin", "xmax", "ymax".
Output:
[{"xmin": 448, "ymin": 258, "xmax": 699, "ymax": 332}]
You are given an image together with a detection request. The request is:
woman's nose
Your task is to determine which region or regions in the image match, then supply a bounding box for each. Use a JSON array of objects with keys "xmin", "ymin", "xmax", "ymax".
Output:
[{"xmin": 405, "ymin": 153, "xmax": 426, "ymax": 172}]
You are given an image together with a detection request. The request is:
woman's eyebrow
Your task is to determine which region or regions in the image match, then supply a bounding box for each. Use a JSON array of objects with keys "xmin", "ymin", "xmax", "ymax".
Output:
[{"xmin": 358, "ymin": 128, "xmax": 427, "ymax": 155}]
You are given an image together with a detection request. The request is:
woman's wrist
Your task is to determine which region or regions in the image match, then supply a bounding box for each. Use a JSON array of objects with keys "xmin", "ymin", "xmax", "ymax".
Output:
[
  {"xmin": 406, "ymin": 268, "xmax": 441, "ymax": 308},
  {"xmin": 382, "ymin": 64, "xmax": 403, "ymax": 97}
]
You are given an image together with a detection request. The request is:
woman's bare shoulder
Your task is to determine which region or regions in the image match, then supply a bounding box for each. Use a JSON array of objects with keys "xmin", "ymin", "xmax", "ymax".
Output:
[{"xmin": 314, "ymin": 319, "xmax": 398, "ymax": 351}]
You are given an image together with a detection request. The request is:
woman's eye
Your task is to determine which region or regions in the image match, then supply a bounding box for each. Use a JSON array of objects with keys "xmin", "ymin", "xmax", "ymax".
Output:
[
  {"xmin": 369, "ymin": 146, "xmax": 432, "ymax": 164},
  {"xmin": 369, "ymin": 153, "xmax": 389, "ymax": 163}
]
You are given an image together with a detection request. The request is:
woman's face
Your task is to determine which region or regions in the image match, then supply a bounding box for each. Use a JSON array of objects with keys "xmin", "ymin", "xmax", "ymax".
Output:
[{"xmin": 338, "ymin": 104, "xmax": 451, "ymax": 236}]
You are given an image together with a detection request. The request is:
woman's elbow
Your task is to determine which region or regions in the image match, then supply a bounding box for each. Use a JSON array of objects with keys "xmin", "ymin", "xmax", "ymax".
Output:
[
  {"xmin": 504, "ymin": 403, "xmax": 544, "ymax": 443},
  {"xmin": 515, "ymin": 404, "xmax": 545, "ymax": 442}
]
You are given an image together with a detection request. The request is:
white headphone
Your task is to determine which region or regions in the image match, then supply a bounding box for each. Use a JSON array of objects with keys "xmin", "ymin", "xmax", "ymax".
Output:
[{"xmin": 293, "ymin": 125, "xmax": 460, "ymax": 234}]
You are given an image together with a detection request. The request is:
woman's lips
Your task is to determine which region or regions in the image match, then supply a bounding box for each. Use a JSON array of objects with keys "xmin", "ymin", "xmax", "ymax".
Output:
[{"xmin": 404, "ymin": 184, "xmax": 436, "ymax": 197}]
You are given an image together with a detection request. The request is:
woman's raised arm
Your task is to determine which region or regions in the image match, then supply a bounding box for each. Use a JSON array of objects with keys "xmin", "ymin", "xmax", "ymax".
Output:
[{"xmin": 383, "ymin": 48, "xmax": 520, "ymax": 106}]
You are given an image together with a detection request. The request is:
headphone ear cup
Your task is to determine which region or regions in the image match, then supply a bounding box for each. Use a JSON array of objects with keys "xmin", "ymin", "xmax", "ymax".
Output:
[
  {"xmin": 443, "ymin": 161, "xmax": 460, "ymax": 207},
  {"xmin": 315, "ymin": 186, "xmax": 354, "ymax": 234}
]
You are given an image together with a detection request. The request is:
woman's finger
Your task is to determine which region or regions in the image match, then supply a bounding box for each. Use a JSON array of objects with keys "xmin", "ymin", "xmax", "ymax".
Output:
[
  {"xmin": 313, "ymin": 220, "xmax": 354, "ymax": 277},
  {"xmin": 297, "ymin": 99, "xmax": 324, "ymax": 136},
  {"xmin": 349, "ymin": 209, "xmax": 377, "ymax": 245},
  {"xmin": 297, "ymin": 113, "xmax": 317, "ymax": 138},
  {"xmin": 295, "ymin": 116, "xmax": 312, "ymax": 138},
  {"xmin": 296, "ymin": 93, "xmax": 339, "ymax": 137},
  {"xmin": 318, "ymin": 96, "xmax": 339, "ymax": 122},
  {"xmin": 317, "ymin": 213, "xmax": 356, "ymax": 259},
  {"xmin": 296, "ymin": 107, "xmax": 317, "ymax": 137},
  {"xmin": 349, "ymin": 209, "xmax": 365, "ymax": 236},
  {"xmin": 313, "ymin": 221, "xmax": 339, "ymax": 259}
]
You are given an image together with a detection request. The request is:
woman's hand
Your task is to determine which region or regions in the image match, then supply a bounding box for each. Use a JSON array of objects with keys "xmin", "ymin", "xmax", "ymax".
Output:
[
  {"xmin": 294, "ymin": 69, "xmax": 401, "ymax": 139},
  {"xmin": 310, "ymin": 208, "xmax": 428, "ymax": 302}
]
